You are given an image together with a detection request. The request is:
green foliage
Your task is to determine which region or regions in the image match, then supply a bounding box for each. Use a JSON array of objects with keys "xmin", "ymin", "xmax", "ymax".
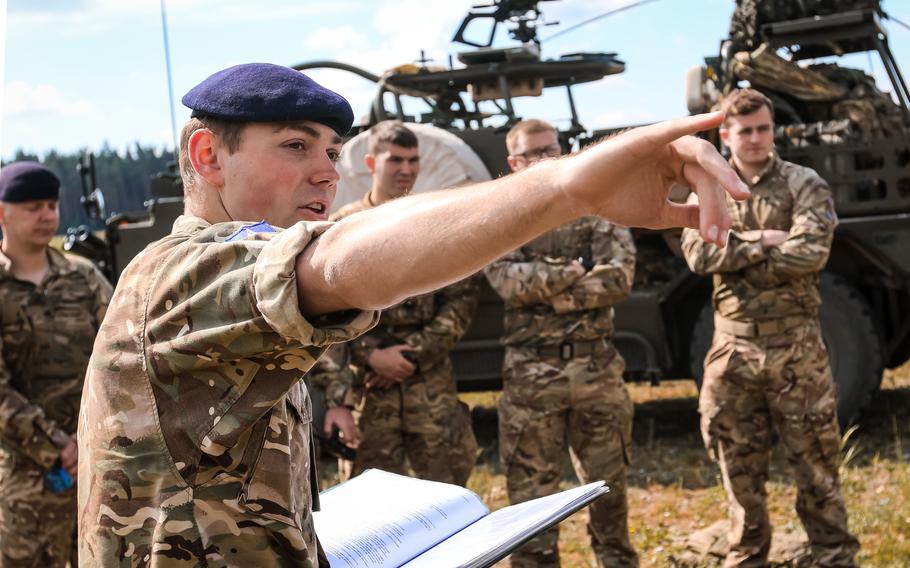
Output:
[{"xmin": 4, "ymin": 144, "xmax": 176, "ymax": 233}]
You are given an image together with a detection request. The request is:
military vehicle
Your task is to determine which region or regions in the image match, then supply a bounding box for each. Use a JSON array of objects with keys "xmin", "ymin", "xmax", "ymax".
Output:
[{"xmin": 66, "ymin": 0, "xmax": 910, "ymax": 425}]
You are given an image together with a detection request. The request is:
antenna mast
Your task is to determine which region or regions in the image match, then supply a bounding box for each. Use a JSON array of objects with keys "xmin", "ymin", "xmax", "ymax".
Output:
[{"xmin": 160, "ymin": 0, "xmax": 178, "ymax": 152}]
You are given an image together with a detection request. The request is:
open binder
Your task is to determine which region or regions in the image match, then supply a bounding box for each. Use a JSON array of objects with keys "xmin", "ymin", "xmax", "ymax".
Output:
[{"xmin": 313, "ymin": 469, "xmax": 609, "ymax": 568}]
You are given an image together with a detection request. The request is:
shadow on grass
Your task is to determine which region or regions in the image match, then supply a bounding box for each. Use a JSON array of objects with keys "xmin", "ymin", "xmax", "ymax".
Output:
[{"xmin": 842, "ymin": 382, "xmax": 910, "ymax": 467}]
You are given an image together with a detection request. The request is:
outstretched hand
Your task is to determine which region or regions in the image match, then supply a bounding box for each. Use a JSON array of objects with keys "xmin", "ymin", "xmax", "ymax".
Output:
[{"xmin": 558, "ymin": 111, "xmax": 749, "ymax": 246}]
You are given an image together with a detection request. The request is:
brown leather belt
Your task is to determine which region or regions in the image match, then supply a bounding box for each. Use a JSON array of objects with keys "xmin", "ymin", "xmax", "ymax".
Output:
[
  {"xmin": 536, "ymin": 340, "xmax": 607, "ymax": 360},
  {"xmin": 714, "ymin": 315, "xmax": 807, "ymax": 338}
]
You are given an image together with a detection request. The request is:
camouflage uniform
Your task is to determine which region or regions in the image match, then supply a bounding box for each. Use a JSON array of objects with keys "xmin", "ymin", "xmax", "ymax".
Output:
[
  {"xmin": 331, "ymin": 196, "xmax": 480, "ymax": 486},
  {"xmin": 681, "ymin": 155, "xmax": 859, "ymax": 567},
  {"xmin": 304, "ymin": 343, "xmax": 354, "ymax": 459},
  {"xmin": 0, "ymin": 247, "xmax": 112, "ymax": 567},
  {"xmin": 485, "ymin": 218, "xmax": 638, "ymax": 568},
  {"xmin": 78, "ymin": 216, "xmax": 378, "ymax": 567}
]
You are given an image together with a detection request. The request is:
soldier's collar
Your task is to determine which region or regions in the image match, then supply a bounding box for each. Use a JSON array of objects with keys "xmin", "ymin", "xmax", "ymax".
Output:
[
  {"xmin": 172, "ymin": 215, "xmax": 213, "ymax": 234},
  {"xmin": 46, "ymin": 247, "xmax": 72, "ymax": 275},
  {"xmin": 0, "ymin": 245, "xmax": 72, "ymax": 277},
  {"xmin": 731, "ymin": 151, "xmax": 778, "ymax": 187}
]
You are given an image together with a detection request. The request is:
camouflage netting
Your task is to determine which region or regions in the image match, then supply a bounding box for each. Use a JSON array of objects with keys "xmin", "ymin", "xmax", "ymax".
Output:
[
  {"xmin": 726, "ymin": 42, "xmax": 907, "ymax": 146},
  {"xmin": 730, "ymin": 0, "xmax": 882, "ymax": 50}
]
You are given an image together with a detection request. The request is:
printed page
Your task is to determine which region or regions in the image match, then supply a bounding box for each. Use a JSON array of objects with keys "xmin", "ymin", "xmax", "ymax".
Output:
[
  {"xmin": 314, "ymin": 469, "xmax": 490, "ymax": 568},
  {"xmin": 402, "ymin": 481, "xmax": 608, "ymax": 568}
]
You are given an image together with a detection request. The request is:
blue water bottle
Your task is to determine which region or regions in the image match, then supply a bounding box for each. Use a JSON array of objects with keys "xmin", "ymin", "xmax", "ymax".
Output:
[{"xmin": 44, "ymin": 464, "xmax": 74, "ymax": 493}]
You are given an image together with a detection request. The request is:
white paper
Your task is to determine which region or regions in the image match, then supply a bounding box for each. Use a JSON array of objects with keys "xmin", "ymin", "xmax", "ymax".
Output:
[
  {"xmin": 401, "ymin": 481, "xmax": 607, "ymax": 568},
  {"xmin": 314, "ymin": 470, "xmax": 489, "ymax": 568}
]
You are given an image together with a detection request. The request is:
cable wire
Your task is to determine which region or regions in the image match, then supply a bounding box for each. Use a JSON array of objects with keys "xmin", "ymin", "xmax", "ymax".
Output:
[
  {"xmin": 160, "ymin": 0, "xmax": 178, "ymax": 152},
  {"xmin": 885, "ymin": 12, "xmax": 910, "ymax": 33},
  {"xmin": 542, "ymin": 0, "xmax": 665, "ymax": 42}
]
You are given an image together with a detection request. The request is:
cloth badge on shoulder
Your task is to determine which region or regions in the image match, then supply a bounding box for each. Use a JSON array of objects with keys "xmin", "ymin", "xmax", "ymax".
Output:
[{"xmin": 225, "ymin": 220, "xmax": 278, "ymax": 242}]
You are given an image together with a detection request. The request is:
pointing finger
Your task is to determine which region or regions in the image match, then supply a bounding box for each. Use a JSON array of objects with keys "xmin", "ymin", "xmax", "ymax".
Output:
[
  {"xmin": 683, "ymin": 163, "xmax": 731, "ymax": 246},
  {"xmin": 637, "ymin": 111, "xmax": 726, "ymax": 148}
]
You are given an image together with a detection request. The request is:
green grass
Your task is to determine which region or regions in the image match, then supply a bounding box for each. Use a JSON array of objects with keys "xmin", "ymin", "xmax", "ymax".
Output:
[{"xmin": 319, "ymin": 368, "xmax": 910, "ymax": 566}]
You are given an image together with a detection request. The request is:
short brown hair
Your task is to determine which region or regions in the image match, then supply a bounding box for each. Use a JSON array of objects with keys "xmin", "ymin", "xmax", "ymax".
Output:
[
  {"xmin": 720, "ymin": 88, "xmax": 774, "ymax": 124},
  {"xmin": 506, "ymin": 119, "xmax": 557, "ymax": 154},
  {"xmin": 178, "ymin": 117, "xmax": 246, "ymax": 188},
  {"xmin": 367, "ymin": 120, "xmax": 418, "ymax": 155}
]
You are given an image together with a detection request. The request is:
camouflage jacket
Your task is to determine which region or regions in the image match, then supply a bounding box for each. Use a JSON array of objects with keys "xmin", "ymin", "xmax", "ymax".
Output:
[
  {"xmin": 329, "ymin": 190, "xmax": 375, "ymax": 222},
  {"xmin": 306, "ymin": 342, "xmax": 353, "ymax": 409},
  {"xmin": 78, "ymin": 216, "xmax": 378, "ymax": 567},
  {"xmin": 485, "ymin": 218, "xmax": 636, "ymax": 347},
  {"xmin": 331, "ymin": 195, "xmax": 480, "ymax": 375},
  {"xmin": 681, "ymin": 155, "xmax": 837, "ymax": 322},
  {"xmin": 0, "ymin": 247, "xmax": 111, "ymax": 470}
]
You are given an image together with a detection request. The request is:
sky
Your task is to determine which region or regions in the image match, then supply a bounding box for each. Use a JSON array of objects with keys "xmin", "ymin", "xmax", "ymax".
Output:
[{"xmin": 4, "ymin": 0, "xmax": 910, "ymax": 160}]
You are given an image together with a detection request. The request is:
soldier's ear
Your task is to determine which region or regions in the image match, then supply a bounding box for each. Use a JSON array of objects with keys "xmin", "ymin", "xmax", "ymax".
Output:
[
  {"xmin": 719, "ymin": 126, "xmax": 730, "ymax": 145},
  {"xmin": 188, "ymin": 129, "xmax": 225, "ymax": 188},
  {"xmin": 364, "ymin": 153, "xmax": 376, "ymax": 174}
]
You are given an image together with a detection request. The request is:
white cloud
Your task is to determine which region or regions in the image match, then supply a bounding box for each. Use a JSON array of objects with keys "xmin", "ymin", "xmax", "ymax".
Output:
[
  {"xmin": 374, "ymin": 0, "xmax": 470, "ymax": 39},
  {"xmin": 7, "ymin": 0, "xmax": 360, "ymax": 36},
  {"xmin": 4, "ymin": 81, "xmax": 94, "ymax": 117},
  {"xmin": 303, "ymin": 26, "xmax": 371, "ymax": 53},
  {"xmin": 203, "ymin": 2, "xmax": 359, "ymax": 23}
]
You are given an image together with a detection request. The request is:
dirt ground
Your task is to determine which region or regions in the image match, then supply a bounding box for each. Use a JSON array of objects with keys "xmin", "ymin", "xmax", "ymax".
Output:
[{"xmin": 319, "ymin": 367, "xmax": 910, "ymax": 566}]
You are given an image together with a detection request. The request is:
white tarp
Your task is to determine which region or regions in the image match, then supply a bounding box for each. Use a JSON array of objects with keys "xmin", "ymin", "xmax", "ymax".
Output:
[{"xmin": 332, "ymin": 123, "xmax": 493, "ymax": 213}]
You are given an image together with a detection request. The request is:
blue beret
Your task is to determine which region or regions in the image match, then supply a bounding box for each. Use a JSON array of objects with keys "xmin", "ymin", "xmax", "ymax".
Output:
[
  {"xmin": 182, "ymin": 63, "xmax": 354, "ymax": 136},
  {"xmin": 0, "ymin": 161, "xmax": 60, "ymax": 203}
]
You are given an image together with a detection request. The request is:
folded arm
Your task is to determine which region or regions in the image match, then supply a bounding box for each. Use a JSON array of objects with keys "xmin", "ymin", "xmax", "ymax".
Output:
[
  {"xmin": 550, "ymin": 221, "xmax": 636, "ymax": 313},
  {"xmin": 746, "ymin": 177, "xmax": 837, "ymax": 285},
  {"xmin": 484, "ymin": 250, "xmax": 585, "ymax": 306}
]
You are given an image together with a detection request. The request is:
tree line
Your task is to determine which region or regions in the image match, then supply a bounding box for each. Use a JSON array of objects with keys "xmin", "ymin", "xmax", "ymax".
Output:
[{"xmin": 5, "ymin": 144, "xmax": 177, "ymax": 233}]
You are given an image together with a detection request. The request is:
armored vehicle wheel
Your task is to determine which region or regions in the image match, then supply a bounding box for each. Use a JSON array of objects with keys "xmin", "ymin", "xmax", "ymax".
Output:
[
  {"xmin": 688, "ymin": 273, "xmax": 882, "ymax": 428},
  {"xmin": 817, "ymin": 273, "xmax": 883, "ymax": 427},
  {"xmin": 689, "ymin": 302, "xmax": 713, "ymax": 391}
]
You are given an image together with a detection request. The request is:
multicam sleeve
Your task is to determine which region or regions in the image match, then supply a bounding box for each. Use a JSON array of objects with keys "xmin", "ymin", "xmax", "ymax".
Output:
[
  {"xmin": 405, "ymin": 274, "xmax": 480, "ymax": 370},
  {"xmin": 347, "ymin": 333, "xmax": 381, "ymax": 375},
  {"xmin": 746, "ymin": 175, "xmax": 837, "ymax": 285},
  {"xmin": 681, "ymin": 227, "xmax": 767, "ymax": 275},
  {"xmin": 680, "ymin": 192, "xmax": 766, "ymax": 274},
  {"xmin": 145, "ymin": 221, "xmax": 380, "ymax": 462},
  {"xmin": 549, "ymin": 221, "xmax": 636, "ymax": 314},
  {"xmin": 0, "ymin": 338, "xmax": 69, "ymax": 468},
  {"xmin": 306, "ymin": 343, "xmax": 354, "ymax": 409},
  {"xmin": 253, "ymin": 221, "xmax": 380, "ymax": 346},
  {"xmin": 484, "ymin": 248, "xmax": 585, "ymax": 307}
]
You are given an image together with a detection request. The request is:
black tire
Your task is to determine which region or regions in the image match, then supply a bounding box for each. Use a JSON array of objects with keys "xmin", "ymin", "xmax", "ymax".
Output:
[
  {"xmin": 689, "ymin": 301, "xmax": 714, "ymax": 391},
  {"xmin": 687, "ymin": 273, "xmax": 883, "ymax": 428},
  {"xmin": 818, "ymin": 273, "xmax": 883, "ymax": 426}
]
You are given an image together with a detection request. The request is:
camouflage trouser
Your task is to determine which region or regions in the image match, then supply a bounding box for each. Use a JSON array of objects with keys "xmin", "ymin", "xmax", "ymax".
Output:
[
  {"xmin": 0, "ymin": 450, "xmax": 76, "ymax": 568},
  {"xmin": 699, "ymin": 320, "xmax": 859, "ymax": 568},
  {"xmin": 352, "ymin": 356, "xmax": 477, "ymax": 485},
  {"xmin": 499, "ymin": 343, "xmax": 638, "ymax": 568}
]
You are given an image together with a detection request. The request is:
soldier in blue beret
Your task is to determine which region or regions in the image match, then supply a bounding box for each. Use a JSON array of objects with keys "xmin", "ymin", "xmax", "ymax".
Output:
[
  {"xmin": 0, "ymin": 161, "xmax": 113, "ymax": 567},
  {"xmin": 78, "ymin": 62, "xmax": 750, "ymax": 566}
]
